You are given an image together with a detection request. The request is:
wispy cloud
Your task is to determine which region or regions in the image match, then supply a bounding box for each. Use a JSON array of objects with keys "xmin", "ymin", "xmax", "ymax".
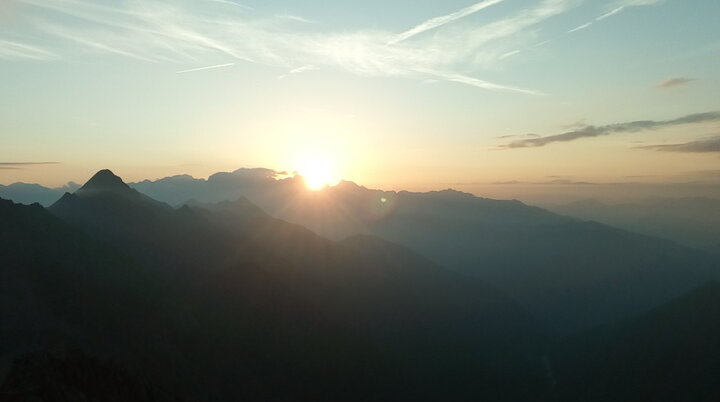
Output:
[
  {"xmin": 0, "ymin": 38, "xmax": 56, "ymax": 60},
  {"xmin": 596, "ymin": 6, "xmax": 625, "ymax": 21},
  {"xmin": 568, "ymin": 22, "xmax": 592, "ymax": 33},
  {"xmin": 499, "ymin": 50, "xmax": 521, "ymax": 59},
  {"xmin": 276, "ymin": 15, "xmax": 313, "ymax": 24},
  {"xmin": 461, "ymin": 0, "xmax": 578, "ymax": 50},
  {"xmin": 657, "ymin": 77, "xmax": 695, "ymax": 89},
  {"xmin": 504, "ymin": 112, "xmax": 720, "ymax": 148},
  {"xmin": 425, "ymin": 71, "xmax": 545, "ymax": 96},
  {"xmin": 205, "ymin": 0, "xmax": 252, "ymax": 10},
  {"xmin": 5, "ymin": 0, "xmax": 655, "ymax": 95},
  {"xmin": 496, "ymin": 133, "xmax": 540, "ymax": 139},
  {"xmin": 388, "ymin": 0, "xmax": 509, "ymax": 45},
  {"xmin": 567, "ymin": 0, "xmax": 663, "ymax": 35},
  {"xmin": 0, "ymin": 162, "xmax": 59, "ymax": 165},
  {"xmin": 0, "ymin": 162, "xmax": 59, "ymax": 170},
  {"xmin": 278, "ymin": 64, "xmax": 319, "ymax": 79},
  {"xmin": 177, "ymin": 63, "xmax": 235, "ymax": 74},
  {"xmin": 640, "ymin": 136, "xmax": 720, "ymax": 153},
  {"xmin": 491, "ymin": 179, "xmax": 597, "ymax": 185}
]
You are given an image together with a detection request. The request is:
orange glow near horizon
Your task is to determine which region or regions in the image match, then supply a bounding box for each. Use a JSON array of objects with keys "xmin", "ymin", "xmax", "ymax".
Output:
[{"xmin": 295, "ymin": 150, "xmax": 340, "ymax": 191}]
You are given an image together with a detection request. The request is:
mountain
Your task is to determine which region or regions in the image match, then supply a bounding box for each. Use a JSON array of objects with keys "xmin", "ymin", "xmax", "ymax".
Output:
[
  {"xmin": 130, "ymin": 169, "xmax": 720, "ymax": 334},
  {"xmin": 548, "ymin": 197, "xmax": 720, "ymax": 250},
  {"xmin": 7, "ymin": 168, "xmax": 720, "ymax": 334},
  {"xmin": 0, "ymin": 182, "xmax": 76, "ymax": 207},
  {"xmin": 1, "ymin": 170, "xmax": 554, "ymax": 401},
  {"xmin": 5, "ymin": 169, "xmax": 720, "ymax": 400},
  {"xmin": 554, "ymin": 281, "xmax": 720, "ymax": 402},
  {"xmin": 0, "ymin": 197, "xmax": 192, "ymax": 397}
]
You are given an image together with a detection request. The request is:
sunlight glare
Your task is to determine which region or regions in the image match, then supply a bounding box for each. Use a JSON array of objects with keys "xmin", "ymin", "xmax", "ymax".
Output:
[{"xmin": 297, "ymin": 151, "xmax": 340, "ymax": 190}]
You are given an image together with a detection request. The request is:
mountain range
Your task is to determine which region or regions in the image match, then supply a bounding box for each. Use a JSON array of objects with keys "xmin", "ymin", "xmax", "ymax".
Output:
[
  {"xmin": 548, "ymin": 197, "xmax": 720, "ymax": 251},
  {"xmin": 2, "ymin": 170, "xmax": 550, "ymax": 401},
  {"xmin": 132, "ymin": 169, "xmax": 720, "ymax": 333},
  {"xmin": 2, "ymin": 169, "xmax": 720, "ymax": 400}
]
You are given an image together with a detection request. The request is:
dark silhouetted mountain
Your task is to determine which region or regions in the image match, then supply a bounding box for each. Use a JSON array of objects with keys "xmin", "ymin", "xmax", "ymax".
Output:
[
  {"xmin": 554, "ymin": 281, "xmax": 720, "ymax": 402},
  {"xmin": 80, "ymin": 169, "xmax": 132, "ymax": 191},
  {"xmin": 549, "ymin": 197, "xmax": 720, "ymax": 250},
  {"xmin": 127, "ymin": 169, "xmax": 720, "ymax": 333},
  {"xmin": 2, "ymin": 170, "xmax": 554, "ymax": 401}
]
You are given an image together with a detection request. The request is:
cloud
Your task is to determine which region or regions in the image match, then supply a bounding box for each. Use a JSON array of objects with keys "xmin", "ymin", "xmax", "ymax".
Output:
[
  {"xmin": 425, "ymin": 71, "xmax": 545, "ymax": 96},
  {"xmin": 492, "ymin": 180, "xmax": 524, "ymax": 185},
  {"xmin": 176, "ymin": 63, "xmax": 235, "ymax": 74},
  {"xmin": 496, "ymin": 133, "xmax": 540, "ymax": 139},
  {"xmin": 499, "ymin": 50, "xmax": 521, "ymax": 59},
  {"xmin": 205, "ymin": 0, "xmax": 252, "ymax": 10},
  {"xmin": 388, "ymin": 0, "xmax": 509, "ymax": 45},
  {"xmin": 276, "ymin": 15, "xmax": 313, "ymax": 24},
  {"xmin": 8, "ymin": 0, "xmax": 564, "ymax": 95},
  {"xmin": 491, "ymin": 179, "xmax": 597, "ymax": 185},
  {"xmin": 640, "ymin": 136, "xmax": 720, "ymax": 153},
  {"xmin": 0, "ymin": 38, "xmax": 56, "ymax": 60},
  {"xmin": 615, "ymin": 0, "xmax": 664, "ymax": 6},
  {"xmin": 596, "ymin": 6, "xmax": 625, "ymax": 21},
  {"xmin": 5, "ymin": 0, "xmax": 662, "ymax": 95},
  {"xmin": 567, "ymin": 0, "xmax": 663, "ymax": 35},
  {"xmin": 504, "ymin": 111, "xmax": 720, "ymax": 148},
  {"xmin": 568, "ymin": 22, "xmax": 592, "ymax": 33},
  {"xmin": 657, "ymin": 77, "xmax": 695, "ymax": 89},
  {"xmin": 278, "ymin": 64, "xmax": 319, "ymax": 79},
  {"xmin": 0, "ymin": 162, "xmax": 59, "ymax": 166},
  {"xmin": 0, "ymin": 162, "xmax": 59, "ymax": 170},
  {"xmin": 460, "ymin": 0, "xmax": 578, "ymax": 50}
]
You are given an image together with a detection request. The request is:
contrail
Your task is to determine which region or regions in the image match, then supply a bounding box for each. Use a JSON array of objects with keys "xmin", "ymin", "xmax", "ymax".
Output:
[
  {"xmin": 176, "ymin": 63, "xmax": 235, "ymax": 74},
  {"xmin": 388, "ymin": 0, "xmax": 509, "ymax": 45},
  {"xmin": 206, "ymin": 0, "xmax": 253, "ymax": 10},
  {"xmin": 568, "ymin": 22, "xmax": 592, "ymax": 33},
  {"xmin": 596, "ymin": 6, "xmax": 625, "ymax": 21},
  {"xmin": 428, "ymin": 70, "xmax": 545, "ymax": 96}
]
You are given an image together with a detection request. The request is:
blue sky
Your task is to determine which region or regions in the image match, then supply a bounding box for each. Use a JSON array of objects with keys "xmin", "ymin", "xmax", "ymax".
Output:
[{"xmin": 1, "ymin": 0, "xmax": 719, "ymax": 196}]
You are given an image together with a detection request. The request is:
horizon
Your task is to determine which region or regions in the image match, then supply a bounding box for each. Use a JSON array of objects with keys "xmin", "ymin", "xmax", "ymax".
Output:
[{"xmin": 3, "ymin": 164, "xmax": 720, "ymax": 205}]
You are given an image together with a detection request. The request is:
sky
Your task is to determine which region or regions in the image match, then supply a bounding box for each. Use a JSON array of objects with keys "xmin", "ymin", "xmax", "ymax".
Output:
[{"xmin": 1, "ymin": 0, "xmax": 719, "ymax": 201}]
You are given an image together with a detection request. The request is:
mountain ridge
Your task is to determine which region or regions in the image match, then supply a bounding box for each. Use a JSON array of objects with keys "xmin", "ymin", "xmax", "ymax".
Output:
[{"xmin": 30, "ymin": 170, "xmax": 553, "ymax": 400}]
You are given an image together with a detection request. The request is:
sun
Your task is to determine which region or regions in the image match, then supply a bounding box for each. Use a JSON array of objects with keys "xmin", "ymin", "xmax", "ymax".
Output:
[{"xmin": 297, "ymin": 153, "xmax": 340, "ymax": 191}]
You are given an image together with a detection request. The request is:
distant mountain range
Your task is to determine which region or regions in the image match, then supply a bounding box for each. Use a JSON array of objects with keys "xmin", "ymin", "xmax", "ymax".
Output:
[
  {"xmin": 3, "ymin": 169, "xmax": 719, "ymax": 333},
  {"xmin": 2, "ymin": 169, "xmax": 720, "ymax": 400},
  {"xmin": 548, "ymin": 197, "xmax": 720, "ymax": 251},
  {"xmin": 0, "ymin": 181, "xmax": 78, "ymax": 206},
  {"xmin": 134, "ymin": 169, "xmax": 720, "ymax": 333}
]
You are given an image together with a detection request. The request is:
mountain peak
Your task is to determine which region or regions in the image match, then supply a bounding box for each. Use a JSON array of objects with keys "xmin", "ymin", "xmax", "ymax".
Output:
[{"xmin": 80, "ymin": 169, "xmax": 131, "ymax": 192}]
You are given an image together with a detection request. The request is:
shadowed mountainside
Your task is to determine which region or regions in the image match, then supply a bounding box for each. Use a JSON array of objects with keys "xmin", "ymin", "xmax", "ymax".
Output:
[
  {"xmin": 130, "ymin": 169, "xmax": 720, "ymax": 333},
  {"xmin": 554, "ymin": 281, "xmax": 720, "ymax": 402},
  {"xmin": 2, "ymin": 170, "xmax": 552, "ymax": 401},
  {"xmin": 4, "ymin": 169, "xmax": 720, "ymax": 400}
]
